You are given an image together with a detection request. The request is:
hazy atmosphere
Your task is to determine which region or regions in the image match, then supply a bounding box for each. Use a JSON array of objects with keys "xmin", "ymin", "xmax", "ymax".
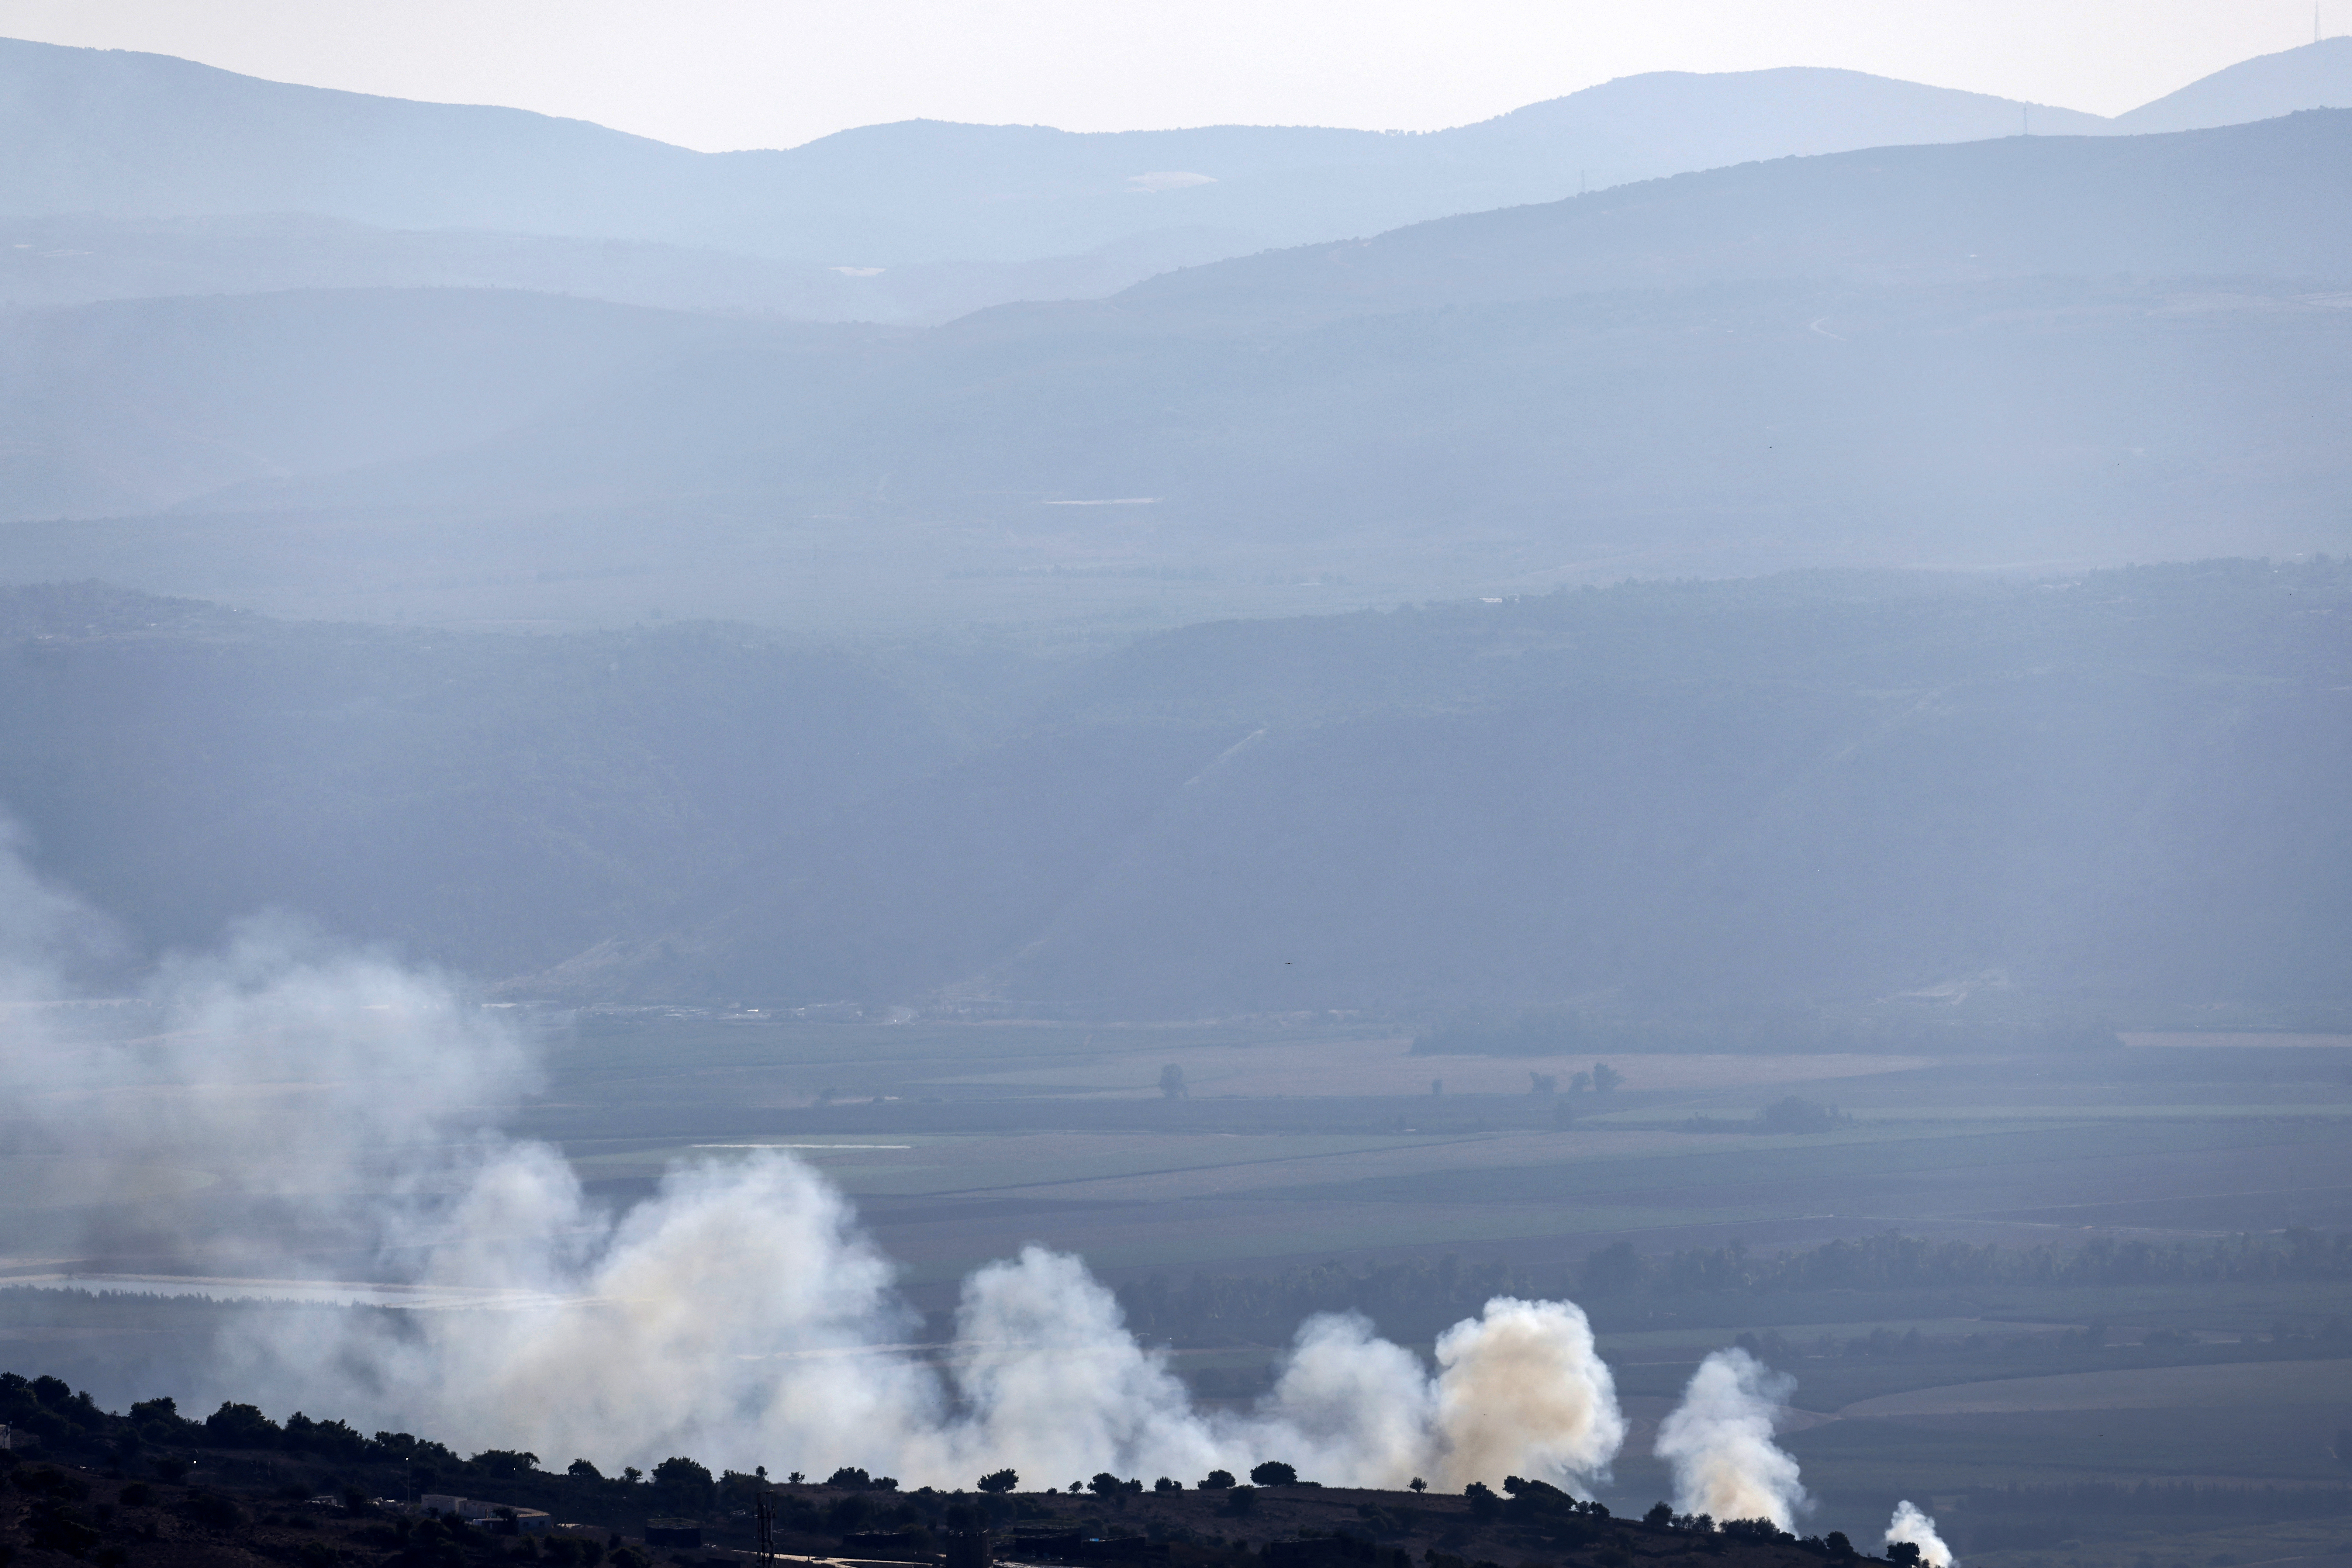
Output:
[{"xmin": 2, "ymin": 11, "xmax": 2349, "ymax": 1568}]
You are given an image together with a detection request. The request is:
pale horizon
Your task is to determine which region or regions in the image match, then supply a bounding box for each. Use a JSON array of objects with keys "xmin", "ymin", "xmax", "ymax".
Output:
[{"xmin": 0, "ymin": 0, "xmax": 2336, "ymax": 153}]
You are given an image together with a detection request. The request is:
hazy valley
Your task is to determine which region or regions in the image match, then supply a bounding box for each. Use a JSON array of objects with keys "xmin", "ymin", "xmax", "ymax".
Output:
[{"xmin": 3, "ymin": 26, "xmax": 2350, "ymax": 1568}]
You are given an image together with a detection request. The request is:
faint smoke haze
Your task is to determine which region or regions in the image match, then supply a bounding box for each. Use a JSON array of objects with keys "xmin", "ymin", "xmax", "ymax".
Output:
[
  {"xmin": 0, "ymin": 820, "xmax": 1626, "ymax": 1485},
  {"xmin": 1655, "ymin": 1348, "xmax": 1809, "ymax": 1529}
]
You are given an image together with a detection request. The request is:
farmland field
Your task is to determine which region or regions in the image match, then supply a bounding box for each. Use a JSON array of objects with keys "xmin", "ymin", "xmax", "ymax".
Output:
[{"xmin": 5, "ymin": 1012, "xmax": 2350, "ymax": 1554}]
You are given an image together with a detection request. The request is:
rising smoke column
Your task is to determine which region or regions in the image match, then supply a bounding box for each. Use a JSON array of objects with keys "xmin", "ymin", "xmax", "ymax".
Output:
[
  {"xmin": 1254, "ymin": 1310, "xmax": 1440, "ymax": 1486},
  {"xmin": 1430, "ymin": 1297, "xmax": 1625, "ymax": 1488},
  {"xmin": 944, "ymin": 1245, "xmax": 1224, "ymax": 1484},
  {"xmin": 0, "ymin": 827, "xmax": 1632, "ymax": 1486},
  {"xmin": 1886, "ymin": 1501, "xmax": 1954, "ymax": 1567},
  {"xmin": 1654, "ymin": 1348, "xmax": 1808, "ymax": 1529}
]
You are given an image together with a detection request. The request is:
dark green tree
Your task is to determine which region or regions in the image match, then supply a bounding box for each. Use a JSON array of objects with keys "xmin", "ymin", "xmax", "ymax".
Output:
[{"xmin": 203, "ymin": 1401, "xmax": 283, "ymax": 1449}]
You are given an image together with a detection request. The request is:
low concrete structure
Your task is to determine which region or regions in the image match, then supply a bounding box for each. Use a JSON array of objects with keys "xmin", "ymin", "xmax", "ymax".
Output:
[
  {"xmin": 646, "ymin": 1518, "xmax": 704, "ymax": 1548},
  {"xmin": 416, "ymin": 1495, "xmax": 551, "ymax": 1534}
]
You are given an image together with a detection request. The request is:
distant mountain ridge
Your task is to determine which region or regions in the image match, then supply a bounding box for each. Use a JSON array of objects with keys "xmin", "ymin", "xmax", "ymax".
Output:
[
  {"xmin": 1122, "ymin": 108, "xmax": 2352, "ymax": 323},
  {"xmin": 1, "ymin": 33, "xmax": 2348, "ymax": 316},
  {"xmin": 4, "ymin": 110, "xmax": 2350, "ymax": 623}
]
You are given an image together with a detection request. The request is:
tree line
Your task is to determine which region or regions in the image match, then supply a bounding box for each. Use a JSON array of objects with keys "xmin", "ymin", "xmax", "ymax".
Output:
[
  {"xmin": 1115, "ymin": 1230, "xmax": 2352, "ymax": 1344},
  {"xmin": 1409, "ymin": 1006, "xmax": 2121, "ymax": 1058},
  {"xmin": 1584, "ymin": 1227, "xmax": 2352, "ymax": 1297}
]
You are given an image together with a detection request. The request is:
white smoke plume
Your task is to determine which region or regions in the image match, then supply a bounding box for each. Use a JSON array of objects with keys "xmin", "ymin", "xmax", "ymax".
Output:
[
  {"xmin": 1886, "ymin": 1500, "xmax": 1955, "ymax": 1568},
  {"xmin": 1653, "ymin": 1348, "xmax": 1808, "ymax": 1530},
  {"xmin": 0, "ymin": 829, "xmax": 1629, "ymax": 1488}
]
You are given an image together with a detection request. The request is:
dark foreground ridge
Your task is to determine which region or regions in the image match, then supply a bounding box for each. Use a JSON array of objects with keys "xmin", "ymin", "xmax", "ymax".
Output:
[{"xmin": 1, "ymin": 1372, "xmax": 1897, "ymax": 1568}]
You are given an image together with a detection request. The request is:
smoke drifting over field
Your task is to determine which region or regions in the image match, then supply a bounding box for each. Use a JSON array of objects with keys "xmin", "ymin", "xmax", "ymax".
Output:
[
  {"xmin": 1655, "ymin": 1350, "xmax": 1809, "ymax": 1530},
  {"xmin": 0, "ymin": 835, "xmax": 1624, "ymax": 1486}
]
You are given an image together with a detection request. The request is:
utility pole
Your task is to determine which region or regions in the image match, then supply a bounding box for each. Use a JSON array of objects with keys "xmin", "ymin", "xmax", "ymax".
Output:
[{"xmin": 756, "ymin": 1491, "xmax": 776, "ymax": 1568}]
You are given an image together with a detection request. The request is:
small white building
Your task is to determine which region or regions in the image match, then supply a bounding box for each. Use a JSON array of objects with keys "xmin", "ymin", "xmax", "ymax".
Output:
[{"xmin": 417, "ymin": 1496, "xmax": 550, "ymax": 1535}]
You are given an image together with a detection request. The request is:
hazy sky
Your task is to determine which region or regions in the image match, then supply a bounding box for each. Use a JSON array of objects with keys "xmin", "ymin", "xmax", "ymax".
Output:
[{"xmin": 0, "ymin": 0, "xmax": 2335, "ymax": 150}]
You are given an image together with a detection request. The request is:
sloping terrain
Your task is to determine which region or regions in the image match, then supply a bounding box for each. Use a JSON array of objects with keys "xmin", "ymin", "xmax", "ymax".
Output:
[
  {"xmin": 0, "ymin": 583, "xmax": 958, "ymax": 979},
  {"xmin": 1123, "ymin": 109, "xmax": 2352, "ymax": 319},
  {"xmin": 593, "ymin": 562, "xmax": 2352, "ymax": 1014},
  {"xmin": 0, "ymin": 289, "xmax": 835, "ymax": 518},
  {"xmin": 5, "ymin": 112, "xmax": 2350, "ymax": 616},
  {"xmin": 0, "ymin": 213, "xmax": 1248, "ymax": 325},
  {"xmin": 2109, "ymin": 35, "xmax": 2352, "ymax": 131},
  {"xmin": 2, "ymin": 563, "xmax": 2344, "ymax": 1019}
]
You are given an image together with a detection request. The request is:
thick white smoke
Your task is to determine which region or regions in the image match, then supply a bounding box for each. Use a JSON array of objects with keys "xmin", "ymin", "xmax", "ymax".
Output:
[
  {"xmin": 0, "ymin": 830, "xmax": 1629, "ymax": 1488},
  {"xmin": 1886, "ymin": 1500, "xmax": 1954, "ymax": 1568},
  {"xmin": 1653, "ymin": 1348, "xmax": 1808, "ymax": 1530}
]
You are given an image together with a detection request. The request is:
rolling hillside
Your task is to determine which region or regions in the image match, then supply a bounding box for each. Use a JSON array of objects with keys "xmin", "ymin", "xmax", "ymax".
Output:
[{"xmin": 3, "ymin": 564, "xmax": 2344, "ymax": 1021}]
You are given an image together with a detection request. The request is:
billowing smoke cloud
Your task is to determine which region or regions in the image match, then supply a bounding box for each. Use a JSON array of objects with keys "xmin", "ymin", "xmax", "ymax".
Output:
[
  {"xmin": 0, "ymin": 827, "xmax": 1627, "ymax": 1487},
  {"xmin": 1653, "ymin": 1348, "xmax": 1808, "ymax": 1529},
  {"xmin": 1886, "ymin": 1500, "xmax": 1954, "ymax": 1567},
  {"xmin": 1431, "ymin": 1297, "xmax": 1625, "ymax": 1487}
]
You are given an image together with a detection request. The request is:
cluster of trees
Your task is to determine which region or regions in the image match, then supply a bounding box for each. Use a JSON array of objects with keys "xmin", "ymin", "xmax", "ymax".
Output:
[
  {"xmin": 1116, "ymin": 1228, "xmax": 2352, "ymax": 1346},
  {"xmin": 1639, "ymin": 1500, "xmax": 1863, "ymax": 1558},
  {"xmin": 1680, "ymin": 1098, "xmax": 1852, "ymax": 1135},
  {"xmin": 0, "ymin": 1374, "xmax": 119, "ymax": 1455},
  {"xmin": 0, "ymin": 1378, "xmax": 408, "ymax": 1475},
  {"xmin": 9, "ymin": 1367, "xmax": 1338, "ymax": 1538},
  {"xmin": 1728, "ymin": 1323, "xmax": 2126, "ymax": 1363},
  {"xmin": 1965, "ymin": 1481, "xmax": 2352, "ymax": 1520},
  {"xmin": 1469, "ymin": 1475, "xmax": 1897, "ymax": 1565},
  {"xmin": 2, "ymin": 1371, "xmax": 882, "ymax": 1518},
  {"xmin": 1411, "ymin": 1007, "xmax": 2119, "ymax": 1059},
  {"xmin": 1580, "ymin": 1228, "xmax": 2352, "ymax": 1298}
]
